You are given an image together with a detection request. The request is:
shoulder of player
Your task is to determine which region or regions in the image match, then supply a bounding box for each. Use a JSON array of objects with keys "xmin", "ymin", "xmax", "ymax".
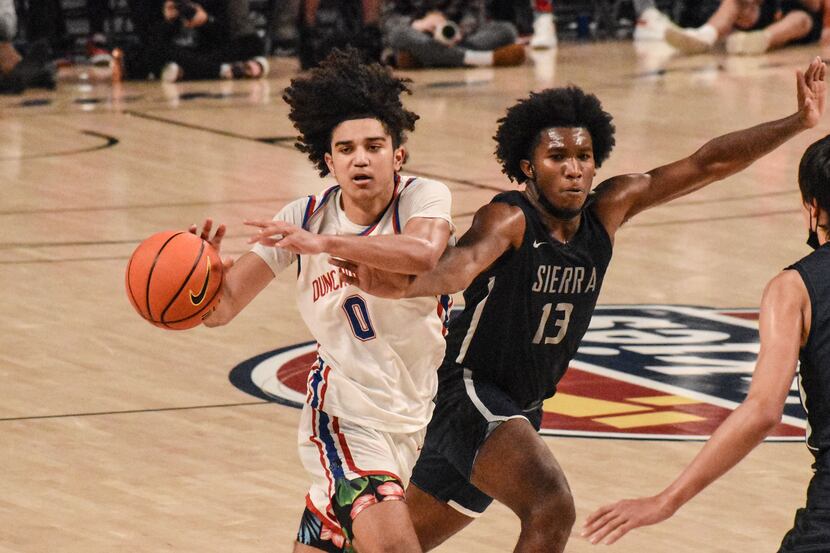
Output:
[
  {"xmin": 397, "ymin": 175, "xmax": 450, "ymax": 196},
  {"xmin": 591, "ymin": 173, "xmax": 650, "ymax": 203},
  {"xmin": 763, "ymin": 269, "xmax": 809, "ymax": 311},
  {"xmin": 470, "ymin": 201, "xmax": 525, "ymax": 245}
]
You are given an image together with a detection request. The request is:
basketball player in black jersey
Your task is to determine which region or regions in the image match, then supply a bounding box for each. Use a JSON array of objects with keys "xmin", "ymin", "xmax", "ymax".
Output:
[
  {"xmin": 333, "ymin": 58, "xmax": 827, "ymax": 553},
  {"xmin": 583, "ymin": 129, "xmax": 830, "ymax": 552}
]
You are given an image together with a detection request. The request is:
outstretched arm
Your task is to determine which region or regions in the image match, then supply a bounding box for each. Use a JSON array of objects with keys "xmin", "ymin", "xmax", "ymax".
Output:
[
  {"xmin": 246, "ymin": 216, "xmax": 451, "ymax": 274},
  {"xmin": 593, "ymin": 58, "xmax": 826, "ymax": 236},
  {"xmin": 334, "ymin": 202, "xmax": 525, "ymax": 298},
  {"xmin": 581, "ymin": 269, "xmax": 809, "ymax": 545}
]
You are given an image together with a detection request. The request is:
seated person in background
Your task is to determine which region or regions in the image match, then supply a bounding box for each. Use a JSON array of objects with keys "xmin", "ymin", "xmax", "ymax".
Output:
[
  {"xmin": 383, "ymin": 0, "xmax": 526, "ymax": 68},
  {"xmin": 0, "ymin": 0, "xmax": 55, "ymax": 94},
  {"xmin": 122, "ymin": 0, "xmax": 267, "ymax": 82},
  {"xmin": 666, "ymin": 0, "xmax": 824, "ymax": 56},
  {"xmin": 297, "ymin": 0, "xmax": 384, "ymax": 70}
]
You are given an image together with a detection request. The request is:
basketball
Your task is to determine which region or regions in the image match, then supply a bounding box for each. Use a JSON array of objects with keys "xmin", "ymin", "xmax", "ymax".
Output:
[{"xmin": 125, "ymin": 230, "xmax": 224, "ymax": 330}]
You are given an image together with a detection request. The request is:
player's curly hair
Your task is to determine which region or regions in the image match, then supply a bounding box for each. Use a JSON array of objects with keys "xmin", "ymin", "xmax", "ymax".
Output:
[
  {"xmin": 283, "ymin": 47, "xmax": 419, "ymax": 177},
  {"xmin": 799, "ymin": 134, "xmax": 830, "ymax": 230},
  {"xmin": 494, "ymin": 86, "xmax": 616, "ymax": 184}
]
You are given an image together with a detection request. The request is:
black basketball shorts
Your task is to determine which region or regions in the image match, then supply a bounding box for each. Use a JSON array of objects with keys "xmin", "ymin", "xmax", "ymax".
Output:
[
  {"xmin": 410, "ymin": 366, "xmax": 542, "ymax": 517},
  {"xmin": 778, "ymin": 457, "xmax": 830, "ymax": 552}
]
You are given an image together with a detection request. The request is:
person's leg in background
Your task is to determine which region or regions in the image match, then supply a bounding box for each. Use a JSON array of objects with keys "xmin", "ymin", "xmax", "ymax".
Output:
[
  {"xmin": 86, "ymin": 0, "xmax": 113, "ymax": 64},
  {"xmin": 727, "ymin": 1, "xmax": 824, "ymax": 55},
  {"xmin": 530, "ymin": 0, "xmax": 556, "ymax": 48}
]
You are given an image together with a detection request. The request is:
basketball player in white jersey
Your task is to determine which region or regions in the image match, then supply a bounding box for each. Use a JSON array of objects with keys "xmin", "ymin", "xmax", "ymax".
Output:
[{"xmin": 195, "ymin": 48, "xmax": 453, "ymax": 553}]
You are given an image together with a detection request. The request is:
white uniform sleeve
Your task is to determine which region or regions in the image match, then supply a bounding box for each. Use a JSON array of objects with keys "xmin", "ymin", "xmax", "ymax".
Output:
[
  {"xmin": 250, "ymin": 197, "xmax": 307, "ymax": 276},
  {"xmin": 397, "ymin": 177, "xmax": 455, "ymax": 234}
]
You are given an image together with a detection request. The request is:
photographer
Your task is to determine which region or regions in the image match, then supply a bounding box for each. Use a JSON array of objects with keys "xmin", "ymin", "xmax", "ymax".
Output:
[
  {"xmin": 123, "ymin": 0, "xmax": 267, "ymax": 81},
  {"xmin": 383, "ymin": 0, "xmax": 525, "ymax": 68}
]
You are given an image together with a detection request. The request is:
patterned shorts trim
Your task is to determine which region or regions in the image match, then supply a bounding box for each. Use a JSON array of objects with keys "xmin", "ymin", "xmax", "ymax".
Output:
[{"xmin": 297, "ymin": 474, "xmax": 405, "ymax": 552}]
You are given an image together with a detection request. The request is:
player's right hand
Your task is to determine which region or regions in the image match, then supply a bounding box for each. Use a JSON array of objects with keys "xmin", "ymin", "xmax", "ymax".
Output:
[
  {"xmin": 189, "ymin": 218, "xmax": 234, "ymax": 272},
  {"xmin": 581, "ymin": 494, "xmax": 676, "ymax": 545},
  {"xmin": 329, "ymin": 258, "xmax": 413, "ymax": 299}
]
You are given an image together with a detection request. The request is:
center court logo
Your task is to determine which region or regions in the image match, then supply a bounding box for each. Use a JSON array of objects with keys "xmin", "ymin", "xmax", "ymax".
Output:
[{"xmin": 229, "ymin": 305, "xmax": 806, "ymax": 442}]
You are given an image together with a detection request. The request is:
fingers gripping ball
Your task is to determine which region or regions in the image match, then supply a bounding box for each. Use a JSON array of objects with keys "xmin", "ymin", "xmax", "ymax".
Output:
[{"xmin": 125, "ymin": 230, "xmax": 224, "ymax": 330}]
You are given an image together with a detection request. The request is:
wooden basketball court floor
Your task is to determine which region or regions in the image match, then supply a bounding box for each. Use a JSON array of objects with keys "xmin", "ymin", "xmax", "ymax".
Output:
[{"xmin": 2, "ymin": 40, "xmax": 827, "ymax": 552}]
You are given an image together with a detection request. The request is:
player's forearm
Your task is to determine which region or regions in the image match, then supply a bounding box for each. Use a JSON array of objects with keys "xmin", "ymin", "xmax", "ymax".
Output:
[
  {"xmin": 660, "ymin": 397, "xmax": 781, "ymax": 512},
  {"xmin": 404, "ymin": 248, "xmax": 478, "ymax": 297},
  {"xmin": 691, "ymin": 113, "xmax": 809, "ymax": 183},
  {"xmin": 323, "ymin": 234, "xmax": 443, "ymax": 274}
]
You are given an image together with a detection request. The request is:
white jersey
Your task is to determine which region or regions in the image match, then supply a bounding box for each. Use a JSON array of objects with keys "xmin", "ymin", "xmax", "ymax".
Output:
[{"xmin": 253, "ymin": 175, "xmax": 454, "ymax": 433}]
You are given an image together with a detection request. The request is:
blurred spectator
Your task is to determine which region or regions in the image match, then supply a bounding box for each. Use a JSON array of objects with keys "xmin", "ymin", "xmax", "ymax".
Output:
[
  {"xmin": 487, "ymin": 0, "xmax": 534, "ymax": 38},
  {"xmin": 297, "ymin": 0, "xmax": 383, "ymax": 69},
  {"xmin": 0, "ymin": 0, "xmax": 55, "ymax": 94},
  {"xmin": 666, "ymin": 0, "xmax": 823, "ymax": 55},
  {"xmin": 383, "ymin": 0, "xmax": 526, "ymax": 68},
  {"xmin": 122, "ymin": 0, "xmax": 267, "ymax": 81},
  {"xmin": 271, "ymin": 0, "xmax": 301, "ymax": 53}
]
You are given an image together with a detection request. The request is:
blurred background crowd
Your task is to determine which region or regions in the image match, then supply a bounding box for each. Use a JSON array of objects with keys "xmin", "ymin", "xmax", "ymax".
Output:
[{"xmin": 2, "ymin": 0, "xmax": 828, "ymax": 94}]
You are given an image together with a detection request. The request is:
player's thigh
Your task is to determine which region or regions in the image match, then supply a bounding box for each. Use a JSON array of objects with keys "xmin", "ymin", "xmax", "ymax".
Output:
[
  {"xmin": 351, "ymin": 499, "xmax": 421, "ymax": 553},
  {"xmin": 469, "ymin": 417, "xmax": 573, "ymax": 519},
  {"xmin": 407, "ymin": 483, "xmax": 475, "ymax": 551}
]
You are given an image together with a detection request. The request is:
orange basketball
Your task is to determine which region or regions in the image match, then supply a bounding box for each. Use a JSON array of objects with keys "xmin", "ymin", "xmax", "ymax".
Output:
[{"xmin": 125, "ymin": 230, "xmax": 224, "ymax": 330}]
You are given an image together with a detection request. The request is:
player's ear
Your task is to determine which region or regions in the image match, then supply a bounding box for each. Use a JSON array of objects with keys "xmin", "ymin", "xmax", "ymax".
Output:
[
  {"xmin": 324, "ymin": 152, "xmax": 335, "ymax": 175},
  {"xmin": 520, "ymin": 160, "xmax": 534, "ymax": 180},
  {"xmin": 393, "ymin": 146, "xmax": 406, "ymax": 171}
]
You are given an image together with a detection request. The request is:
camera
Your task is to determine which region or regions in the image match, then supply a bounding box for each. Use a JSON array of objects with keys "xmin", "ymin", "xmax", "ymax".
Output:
[
  {"xmin": 433, "ymin": 21, "xmax": 461, "ymax": 46},
  {"xmin": 173, "ymin": 0, "xmax": 198, "ymax": 22}
]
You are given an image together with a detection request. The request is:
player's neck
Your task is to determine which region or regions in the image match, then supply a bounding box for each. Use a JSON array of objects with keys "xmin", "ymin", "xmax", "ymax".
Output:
[
  {"xmin": 542, "ymin": 214, "xmax": 581, "ymax": 244},
  {"xmin": 339, "ymin": 185, "xmax": 395, "ymax": 226}
]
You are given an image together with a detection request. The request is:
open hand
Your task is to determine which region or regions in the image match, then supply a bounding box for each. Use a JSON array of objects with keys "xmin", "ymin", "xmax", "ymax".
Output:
[
  {"xmin": 581, "ymin": 495, "xmax": 676, "ymax": 545},
  {"xmin": 188, "ymin": 218, "xmax": 235, "ymax": 272},
  {"xmin": 797, "ymin": 56, "xmax": 826, "ymax": 129},
  {"xmin": 245, "ymin": 219, "xmax": 327, "ymax": 255}
]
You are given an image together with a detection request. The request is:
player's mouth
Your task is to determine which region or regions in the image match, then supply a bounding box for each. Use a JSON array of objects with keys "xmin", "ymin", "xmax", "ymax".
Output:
[{"xmin": 352, "ymin": 173, "xmax": 373, "ymax": 185}]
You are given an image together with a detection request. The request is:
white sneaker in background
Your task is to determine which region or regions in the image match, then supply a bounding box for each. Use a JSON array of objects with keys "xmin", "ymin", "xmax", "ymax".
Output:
[
  {"xmin": 531, "ymin": 13, "xmax": 557, "ymax": 50},
  {"xmin": 633, "ymin": 7, "xmax": 670, "ymax": 41},
  {"xmin": 665, "ymin": 26, "xmax": 716, "ymax": 55},
  {"xmin": 161, "ymin": 62, "xmax": 183, "ymax": 83}
]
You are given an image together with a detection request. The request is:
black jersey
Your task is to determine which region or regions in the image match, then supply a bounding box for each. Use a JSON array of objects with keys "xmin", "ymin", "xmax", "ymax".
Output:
[
  {"xmin": 789, "ymin": 245, "xmax": 830, "ymax": 458},
  {"xmin": 442, "ymin": 191, "xmax": 613, "ymax": 409}
]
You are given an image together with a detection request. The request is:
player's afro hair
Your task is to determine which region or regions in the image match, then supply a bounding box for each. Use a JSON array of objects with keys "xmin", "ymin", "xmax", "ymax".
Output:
[
  {"xmin": 799, "ymin": 134, "xmax": 830, "ymax": 215},
  {"xmin": 494, "ymin": 86, "xmax": 616, "ymax": 183},
  {"xmin": 283, "ymin": 47, "xmax": 419, "ymax": 177}
]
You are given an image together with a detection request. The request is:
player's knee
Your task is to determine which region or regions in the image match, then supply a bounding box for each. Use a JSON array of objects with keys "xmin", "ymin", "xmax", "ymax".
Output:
[
  {"xmin": 520, "ymin": 483, "xmax": 575, "ymax": 535},
  {"xmin": 790, "ymin": 12, "xmax": 813, "ymax": 37}
]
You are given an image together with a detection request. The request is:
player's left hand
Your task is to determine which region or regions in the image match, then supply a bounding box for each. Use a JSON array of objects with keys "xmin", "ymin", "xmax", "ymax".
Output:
[
  {"xmin": 245, "ymin": 220, "xmax": 326, "ymax": 255},
  {"xmin": 796, "ymin": 56, "xmax": 826, "ymax": 129},
  {"xmin": 581, "ymin": 494, "xmax": 676, "ymax": 545}
]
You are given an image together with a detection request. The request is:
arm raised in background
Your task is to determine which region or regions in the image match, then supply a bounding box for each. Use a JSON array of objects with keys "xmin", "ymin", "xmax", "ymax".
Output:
[{"xmin": 592, "ymin": 57, "xmax": 826, "ymax": 238}]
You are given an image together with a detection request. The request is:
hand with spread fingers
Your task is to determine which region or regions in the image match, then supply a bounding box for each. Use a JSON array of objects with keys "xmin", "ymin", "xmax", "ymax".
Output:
[
  {"xmin": 189, "ymin": 218, "xmax": 234, "ymax": 272},
  {"xmin": 796, "ymin": 56, "xmax": 827, "ymax": 130},
  {"xmin": 582, "ymin": 494, "xmax": 676, "ymax": 545},
  {"xmin": 245, "ymin": 219, "xmax": 327, "ymax": 255},
  {"xmin": 329, "ymin": 257, "xmax": 413, "ymax": 299}
]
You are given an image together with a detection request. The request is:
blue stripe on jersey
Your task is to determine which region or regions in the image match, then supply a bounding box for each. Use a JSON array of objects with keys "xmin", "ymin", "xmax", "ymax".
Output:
[
  {"xmin": 317, "ymin": 410, "xmax": 345, "ymax": 480},
  {"xmin": 308, "ymin": 359, "xmax": 325, "ymax": 409}
]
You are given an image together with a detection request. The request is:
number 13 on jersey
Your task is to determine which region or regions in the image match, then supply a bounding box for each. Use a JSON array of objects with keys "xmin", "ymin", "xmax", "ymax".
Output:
[{"xmin": 533, "ymin": 302, "xmax": 573, "ymax": 345}]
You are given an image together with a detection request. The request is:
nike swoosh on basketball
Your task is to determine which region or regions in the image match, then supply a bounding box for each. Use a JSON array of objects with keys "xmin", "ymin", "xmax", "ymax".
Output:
[
  {"xmin": 533, "ymin": 240, "xmax": 549, "ymax": 248},
  {"xmin": 189, "ymin": 258, "xmax": 211, "ymax": 305}
]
